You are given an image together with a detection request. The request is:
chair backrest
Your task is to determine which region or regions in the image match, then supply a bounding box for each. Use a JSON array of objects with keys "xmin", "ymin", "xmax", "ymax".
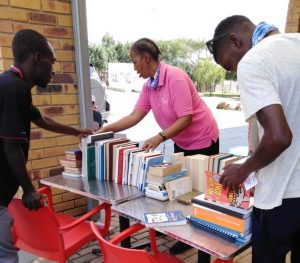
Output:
[
  {"xmin": 8, "ymin": 198, "xmax": 64, "ymax": 260},
  {"xmin": 90, "ymin": 222, "xmax": 156, "ymax": 263}
]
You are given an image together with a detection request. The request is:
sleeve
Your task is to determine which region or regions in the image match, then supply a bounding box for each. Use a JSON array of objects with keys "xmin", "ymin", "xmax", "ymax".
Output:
[
  {"xmin": 0, "ymin": 87, "xmax": 29, "ymax": 143},
  {"xmin": 170, "ymin": 75, "xmax": 193, "ymax": 117},
  {"xmin": 238, "ymin": 57, "xmax": 281, "ymax": 122},
  {"xmin": 134, "ymin": 83, "xmax": 151, "ymax": 113},
  {"xmin": 30, "ymin": 105, "xmax": 42, "ymax": 121}
]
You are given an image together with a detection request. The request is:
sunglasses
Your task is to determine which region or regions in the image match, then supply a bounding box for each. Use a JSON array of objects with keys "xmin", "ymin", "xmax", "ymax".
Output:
[{"xmin": 206, "ymin": 33, "xmax": 229, "ymax": 54}]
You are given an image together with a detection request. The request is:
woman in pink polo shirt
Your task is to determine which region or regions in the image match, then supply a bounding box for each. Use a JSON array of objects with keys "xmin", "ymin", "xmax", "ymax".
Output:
[{"xmin": 98, "ymin": 38, "xmax": 219, "ymax": 157}]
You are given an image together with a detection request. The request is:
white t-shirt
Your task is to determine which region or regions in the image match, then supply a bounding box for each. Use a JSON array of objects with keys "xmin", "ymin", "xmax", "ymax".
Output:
[{"xmin": 238, "ymin": 33, "xmax": 300, "ymax": 209}]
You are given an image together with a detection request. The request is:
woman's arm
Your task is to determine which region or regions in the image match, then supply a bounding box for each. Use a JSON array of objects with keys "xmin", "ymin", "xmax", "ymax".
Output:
[{"xmin": 142, "ymin": 114, "xmax": 192, "ymax": 151}]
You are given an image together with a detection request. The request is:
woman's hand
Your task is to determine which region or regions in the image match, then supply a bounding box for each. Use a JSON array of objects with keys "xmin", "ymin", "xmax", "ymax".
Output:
[{"xmin": 142, "ymin": 134, "xmax": 164, "ymax": 152}]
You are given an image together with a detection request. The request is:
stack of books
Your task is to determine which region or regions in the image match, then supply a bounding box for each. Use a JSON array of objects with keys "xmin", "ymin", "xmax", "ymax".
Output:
[
  {"xmin": 187, "ymin": 193, "xmax": 252, "ymax": 244},
  {"xmin": 60, "ymin": 148, "xmax": 83, "ymax": 177},
  {"xmin": 145, "ymin": 162, "xmax": 192, "ymax": 201},
  {"xmin": 186, "ymin": 154, "xmax": 255, "ymax": 244}
]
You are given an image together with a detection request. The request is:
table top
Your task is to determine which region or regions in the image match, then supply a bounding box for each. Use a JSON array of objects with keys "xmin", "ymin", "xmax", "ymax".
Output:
[
  {"xmin": 112, "ymin": 196, "xmax": 251, "ymax": 259},
  {"xmin": 40, "ymin": 175, "xmax": 144, "ymax": 205}
]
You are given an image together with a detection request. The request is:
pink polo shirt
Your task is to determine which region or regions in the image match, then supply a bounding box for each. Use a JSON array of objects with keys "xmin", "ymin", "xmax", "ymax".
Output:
[{"xmin": 135, "ymin": 63, "xmax": 219, "ymax": 150}]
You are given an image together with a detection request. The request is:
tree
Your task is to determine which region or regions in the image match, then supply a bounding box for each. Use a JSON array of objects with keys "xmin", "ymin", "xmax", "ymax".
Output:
[
  {"xmin": 158, "ymin": 38, "xmax": 206, "ymax": 78},
  {"xmin": 115, "ymin": 42, "xmax": 131, "ymax": 63},
  {"xmin": 88, "ymin": 44, "xmax": 107, "ymax": 73},
  {"xmin": 193, "ymin": 59, "xmax": 226, "ymax": 93},
  {"xmin": 101, "ymin": 33, "xmax": 118, "ymax": 63}
]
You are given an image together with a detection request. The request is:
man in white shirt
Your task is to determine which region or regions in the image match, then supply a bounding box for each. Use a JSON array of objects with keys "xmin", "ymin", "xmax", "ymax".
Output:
[{"xmin": 207, "ymin": 15, "xmax": 300, "ymax": 262}]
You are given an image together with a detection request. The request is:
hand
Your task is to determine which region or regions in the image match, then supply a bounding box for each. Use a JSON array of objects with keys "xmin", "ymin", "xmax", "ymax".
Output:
[
  {"xmin": 142, "ymin": 134, "xmax": 163, "ymax": 152},
  {"xmin": 219, "ymin": 164, "xmax": 249, "ymax": 192},
  {"xmin": 76, "ymin": 128, "xmax": 93, "ymax": 138},
  {"xmin": 22, "ymin": 189, "xmax": 44, "ymax": 211}
]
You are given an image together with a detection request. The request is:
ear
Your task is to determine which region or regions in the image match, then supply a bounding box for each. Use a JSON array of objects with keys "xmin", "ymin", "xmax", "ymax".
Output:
[
  {"xmin": 228, "ymin": 33, "xmax": 241, "ymax": 49},
  {"xmin": 143, "ymin": 52, "xmax": 151, "ymax": 63},
  {"xmin": 33, "ymin": 52, "xmax": 41, "ymax": 64}
]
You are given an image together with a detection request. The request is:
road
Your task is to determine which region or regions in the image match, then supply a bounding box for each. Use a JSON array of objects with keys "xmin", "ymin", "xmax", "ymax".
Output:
[{"xmin": 105, "ymin": 89, "xmax": 248, "ymax": 158}]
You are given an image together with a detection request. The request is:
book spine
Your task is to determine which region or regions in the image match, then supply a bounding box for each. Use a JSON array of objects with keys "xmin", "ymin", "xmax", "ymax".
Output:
[
  {"xmin": 192, "ymin": 205, "xmax": 247, "ymax": 233},
  {"xmin": 191, "ymin": 198, "xmax": 246, "ymax": 219}
]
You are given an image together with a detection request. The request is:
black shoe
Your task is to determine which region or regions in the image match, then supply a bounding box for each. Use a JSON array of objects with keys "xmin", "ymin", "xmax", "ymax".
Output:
[{"xmin": 169, "ymin": 241, "xmax": 192, "ymax": 255}]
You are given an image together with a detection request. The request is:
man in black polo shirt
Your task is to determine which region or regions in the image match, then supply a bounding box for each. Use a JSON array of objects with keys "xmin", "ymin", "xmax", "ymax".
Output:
[{"xmin": 0, "ymin": 29, "xmax": 92, "ymax": 262}]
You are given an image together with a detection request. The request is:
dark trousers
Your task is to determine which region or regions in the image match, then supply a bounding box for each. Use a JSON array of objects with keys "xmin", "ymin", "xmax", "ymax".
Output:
[
  {"xmin": 252, "ymin": 197, "xmax": 300, "ymax": 263},
  {"xmin": 174, "ymin": 138, "xmax": 219, "ymax": 156}
]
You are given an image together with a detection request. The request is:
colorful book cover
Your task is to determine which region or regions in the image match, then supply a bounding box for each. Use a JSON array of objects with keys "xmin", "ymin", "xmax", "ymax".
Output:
[
  {"xmin": 191, "ymin": 203, "xmax": 252, "ymax": 233},
  {"xmin": 205, "ymin": 171, "xmax": 252, "ymax": 209},
  {"xmin": 144, "ymin": 210, "xmax": 186, "ymax": 227}
]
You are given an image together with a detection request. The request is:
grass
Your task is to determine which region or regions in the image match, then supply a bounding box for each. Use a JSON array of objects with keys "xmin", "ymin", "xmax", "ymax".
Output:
[{"xmin": 200, "ymin": 92, "xmax": 240, "ymax": 99}]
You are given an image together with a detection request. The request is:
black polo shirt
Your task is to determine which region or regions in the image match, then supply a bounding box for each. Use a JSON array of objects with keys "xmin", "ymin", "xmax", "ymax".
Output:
[{"xmin": 0, "ymin": 70, "xmax": 42, "ymax": 207}]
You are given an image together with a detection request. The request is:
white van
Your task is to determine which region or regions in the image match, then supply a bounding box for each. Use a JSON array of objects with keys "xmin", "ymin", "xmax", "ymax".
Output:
[{"xmin": 90, "ymin": 64, "xmax": 110, "ymax": 124}]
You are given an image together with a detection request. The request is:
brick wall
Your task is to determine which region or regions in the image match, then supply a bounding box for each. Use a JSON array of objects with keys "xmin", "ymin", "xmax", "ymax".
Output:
[
  {"xmin": 286, "ymin": 0, "xmax": 300, "ymax": 32},
  {"xmin": 0, "ymin": 0, "xmax": 87, "ymax": 216}
]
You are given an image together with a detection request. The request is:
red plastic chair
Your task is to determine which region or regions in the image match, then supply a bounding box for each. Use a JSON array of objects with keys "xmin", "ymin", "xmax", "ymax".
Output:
[
  {"xmin": 90, "ymin": 222, "xmax": 184, "ymax": 263},
  {"xmin": 8, "ymin": 186, "xmax": 111, "ymax": 263}
]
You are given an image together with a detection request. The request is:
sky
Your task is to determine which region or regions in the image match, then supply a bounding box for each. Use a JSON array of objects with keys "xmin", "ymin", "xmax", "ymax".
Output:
[{"xmin": 86, "ymin": 0, "xmax": 289, "ymax": 44}]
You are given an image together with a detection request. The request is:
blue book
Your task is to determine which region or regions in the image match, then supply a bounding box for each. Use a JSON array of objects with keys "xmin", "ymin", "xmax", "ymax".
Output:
[
  {"xmin": 144, "ymin": 210, "xmax": 186, "ymax": 227},
  {"xmin": 186, "ymin": 215, "xmax": 252, "ymax": 244}
]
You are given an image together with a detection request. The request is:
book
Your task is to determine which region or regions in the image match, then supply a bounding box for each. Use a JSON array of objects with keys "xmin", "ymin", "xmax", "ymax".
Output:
[
  {"xmin": 60, "ymin": 158, "xmax": 82, "ymax": 168},
  {"xmin": 191, "ymin": 203, "xmax": 252, "ymax": 234},
  {"xmin": 176, "ymin": 191, "xmax": 202, "ymax": 205},
  {"xmin": 147, "ymin": 169, "xmax": 188, "ymax": 184},
  {"xmin": 62, "ymin": 171, "xmax": 83, "ymax": 178},
  {"xmin": 146, "ymin": 182, "xmax": 166, "ymax": 191},
  {"xmin": 205, "ymin": 171, "xmax": 252, "ymax": 209},
  {"xmin": 64, "ymin": 166, "xmax": 82, "ymax": 174},
  {"xmin": 192, "ymin": 193, "xmax": 253, "ymax": 218},
  {"xmin": 148, "ymin": 162, "xmax": 182, "ymax": 176},
  {"xmin": 65, "ymin": 148, "xmax": 82, "ymax": 160},
  {"xmin": 185, "ymin": 154, "xmax": 209, "ymax": 192},
  {"xmin": 144, "ymin": 210, "xmax": 186, "ymax": 227},
  {"xmin": 65, "ymin": 148, "xmax": 82, "ymax": 155},
  {"xmin": 165, "ymin": 176, "xmax": 192, "ymax": 200},
  {"xmin": 145, "ymin": 191, "xmax": 169, "ymax": 201},
  {"xmin": 186, "ymin": 215, "xmax": 252, "ymax": 244}
]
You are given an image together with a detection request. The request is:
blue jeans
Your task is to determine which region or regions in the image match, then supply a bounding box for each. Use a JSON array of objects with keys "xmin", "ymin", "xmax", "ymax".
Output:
[
  {"xmin": 0, "ymin": 207, "xmax": 18, "ymax": 263},
  {"xmin": 252, "ymin": 198, "xmax": 300, "ymax": 263}
]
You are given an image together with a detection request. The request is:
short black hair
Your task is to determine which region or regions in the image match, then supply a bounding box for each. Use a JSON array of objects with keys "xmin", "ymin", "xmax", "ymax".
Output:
[
  {"xmin": 212, "ymin": 15, "xmax": 254, "ymax": 62},
  {"xmin": 12, "ymin": 29, "xmax": 50, "ymax": 63},
  {"xmin": 131, "ymin": 38, "xmax": 161, "ymax": 61}
]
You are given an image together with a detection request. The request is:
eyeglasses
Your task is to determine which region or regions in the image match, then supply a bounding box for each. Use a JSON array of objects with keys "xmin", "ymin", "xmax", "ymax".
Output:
[{"xmin": 206, "ymin": 33, "xmax": 229, "ymax": 54}]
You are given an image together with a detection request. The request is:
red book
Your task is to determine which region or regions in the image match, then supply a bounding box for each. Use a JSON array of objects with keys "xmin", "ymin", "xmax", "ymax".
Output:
[{"xmin": 205, "ymin": 171, "xmax": 252, "ymax": 209}]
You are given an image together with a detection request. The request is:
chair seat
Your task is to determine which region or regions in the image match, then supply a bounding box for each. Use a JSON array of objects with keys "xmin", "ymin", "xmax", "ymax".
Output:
[
  {"xmin": 152, "ymin": 252, "xmax": 184, "ymax": 263},
  {"xmin": 56, "ymin": 214, "xmax": 96, "ymax": 258}
]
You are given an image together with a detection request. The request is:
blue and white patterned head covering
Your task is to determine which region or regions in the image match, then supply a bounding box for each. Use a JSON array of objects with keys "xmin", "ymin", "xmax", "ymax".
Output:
[
  {"xmin": 252, "ymin": 22, "xmax": 278, "ymax": 46},
  {"xmin": 147, "ymin": 64, "xmax": 161, "ymax": 90}
]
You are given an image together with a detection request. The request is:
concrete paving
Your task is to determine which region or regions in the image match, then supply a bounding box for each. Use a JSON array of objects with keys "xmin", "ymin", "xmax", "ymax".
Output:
[{"xmin": 19, "ymin": 90, "xmax": 252, "ymax": 262}]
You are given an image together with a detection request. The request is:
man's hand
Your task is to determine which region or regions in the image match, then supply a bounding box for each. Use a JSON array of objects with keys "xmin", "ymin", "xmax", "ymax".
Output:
[
  {"xmin": 219, "ymin": 164, "xmax": 249, "ymax": 192},
  {"xmin": 22, "ymin": 189, "xmax": 44, "ymax": 211},
  {"xmin": 76, "ymin": 128, "xmax": 93, "ymax": 138},
  {"xmin": 142, "ymin": 134, "xmax": 163, "ymax": 152}
]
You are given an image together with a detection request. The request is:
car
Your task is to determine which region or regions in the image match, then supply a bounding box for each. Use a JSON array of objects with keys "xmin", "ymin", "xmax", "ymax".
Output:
[{"xmin": 90, "ymin": 64, "xmax": 110, "ymax": 125}]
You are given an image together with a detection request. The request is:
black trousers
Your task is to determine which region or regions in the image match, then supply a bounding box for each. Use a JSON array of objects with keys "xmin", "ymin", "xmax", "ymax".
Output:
[
  {"xmin": 174, "ymin": 138, "xmax": 219, "ymax": 156},
  {"xmin": 252, "ymin": 197, "xmax": 300, "ymax": 263}
]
